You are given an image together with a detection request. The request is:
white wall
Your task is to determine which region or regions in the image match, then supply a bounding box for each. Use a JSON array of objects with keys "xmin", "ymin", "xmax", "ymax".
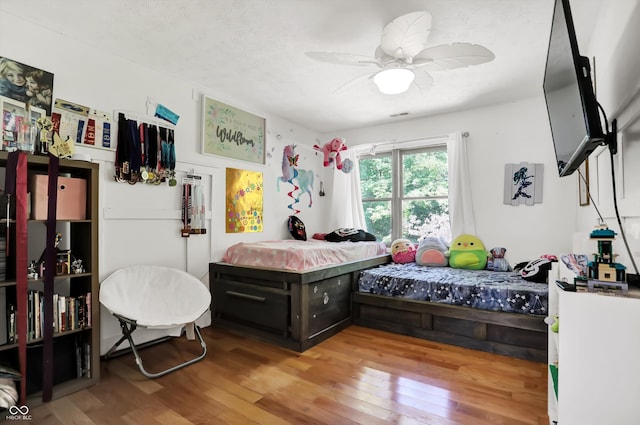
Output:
[
  {"xmin": 0, "ymin": 13, "xmax": 326, "ymax": 353},
  {"xmin": 327, "ymin": 95, "xmax": 577, "ymax": 264},
  {"xmin": 573, "ymin": 0, "xmax": 640, "ymax": 272}
]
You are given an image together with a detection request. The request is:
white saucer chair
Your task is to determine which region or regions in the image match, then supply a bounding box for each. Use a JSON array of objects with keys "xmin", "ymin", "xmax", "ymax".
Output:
[{"xmin": 100, "ymin": 265, "xmax": 211, "ymax": 378}]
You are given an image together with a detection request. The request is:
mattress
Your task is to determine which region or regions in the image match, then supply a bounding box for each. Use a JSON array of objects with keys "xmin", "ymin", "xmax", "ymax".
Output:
[
  {"xmin": 222, "ymin": 239, "xmax": 388, "ymax": 271},
  {"xmin": 358, "ymin": 262, "xmax": 548, "ymax": 315}
]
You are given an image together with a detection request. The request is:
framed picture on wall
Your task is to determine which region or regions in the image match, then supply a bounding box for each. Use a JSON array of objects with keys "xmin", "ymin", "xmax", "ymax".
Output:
[
  {"xmin": 201, "ymin": 95, "xmax": 266, "ymax": 164},
  {"xmin": 0, "ymin": 56, "xmax": 54, "ymax": 116},
  {"xmin": 1, "ymin": 95, "xmax": 27, "ymax": 151},
  {"xmin": 578, "ymin": 159, "xmax": 590, "ymax": 206}
]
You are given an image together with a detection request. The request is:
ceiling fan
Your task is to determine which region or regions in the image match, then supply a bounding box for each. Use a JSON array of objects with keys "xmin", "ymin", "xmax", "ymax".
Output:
[{"xmin": 305, "ymin": 11, "xmax": 495, "ymax": 94}]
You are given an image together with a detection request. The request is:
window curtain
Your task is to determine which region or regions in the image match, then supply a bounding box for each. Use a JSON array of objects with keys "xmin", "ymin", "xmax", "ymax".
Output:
[
  {"xmin": 447, "ymin": 131, "xmax": 476, "ymax": 237},
  {"xmin": 328, "ymin": 149, "xmax": 366, "ymax": 230}
]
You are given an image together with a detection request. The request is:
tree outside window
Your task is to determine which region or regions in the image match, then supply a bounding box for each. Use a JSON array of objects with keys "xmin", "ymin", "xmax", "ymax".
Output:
[{"xmin": 359, "ymin": 146, "xmax": 449, "ymax": 245}]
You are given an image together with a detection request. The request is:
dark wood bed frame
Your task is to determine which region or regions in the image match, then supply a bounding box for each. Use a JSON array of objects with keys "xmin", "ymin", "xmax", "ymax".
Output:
[
  {"xmin": 210, "ymin": 254, "xmax": 391, "ymax": 352},
  {"xmin": 210, "ymin": 256, "xmax": 547, "ymax": 362},
  {"xmin": 352, "ymin": 292, "xmax": 547, "ymax": 362}
]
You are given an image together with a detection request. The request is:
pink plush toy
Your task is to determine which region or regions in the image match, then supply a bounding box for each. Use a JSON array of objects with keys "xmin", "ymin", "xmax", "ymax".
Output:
[
  {"xmin": 391, "ymin": 238, "xmax": 417, "ymax": 264},
  {"xmin": 313, "ymin": 137, "xmax": 348, "ymax": 170}
]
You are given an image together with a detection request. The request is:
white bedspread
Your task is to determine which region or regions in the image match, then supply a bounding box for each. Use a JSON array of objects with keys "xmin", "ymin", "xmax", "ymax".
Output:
[{"xmin": 222, "ymin": 240, "xmax": 388, "ymax": 271}]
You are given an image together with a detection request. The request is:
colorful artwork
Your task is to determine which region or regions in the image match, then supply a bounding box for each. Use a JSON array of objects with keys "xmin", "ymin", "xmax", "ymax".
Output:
[
  {"xmin": 202, "ymin": 96, "xmax": 265, "ymax": 164},
  {"xmin": 226, "ymin": 168, "xmax": 263, "ymax": 233},
  {"xmin": 276, "ymin": 144, "xmax": 314, "ymax": 214}
]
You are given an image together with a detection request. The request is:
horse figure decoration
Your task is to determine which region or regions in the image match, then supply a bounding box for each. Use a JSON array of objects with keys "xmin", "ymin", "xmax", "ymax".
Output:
[{"xmin": 277, "ymin": 144, "xmax": 314, "ymax": 213}]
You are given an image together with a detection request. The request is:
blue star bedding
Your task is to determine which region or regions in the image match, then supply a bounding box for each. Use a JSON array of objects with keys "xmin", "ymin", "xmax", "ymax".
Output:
[{"xmin": 358, "ymin": 263, "xmax": 548, "ymax": 315}]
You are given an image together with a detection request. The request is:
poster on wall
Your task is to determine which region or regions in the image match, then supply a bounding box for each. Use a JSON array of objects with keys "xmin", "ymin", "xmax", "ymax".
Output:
[
  {"xmin": 225, "ymin": 167, "xmax": 263, "ymax": 233},
  {"xmin": 202, "ymin": 96, "xmax": 265, "ymax": 164},
  {"xmin": 503, "ymin": 162, "xmax": 544, "ymax": 206},
  {"xmin": 0, "ymin": 56, "xmax": 54, "ymax": 116}
]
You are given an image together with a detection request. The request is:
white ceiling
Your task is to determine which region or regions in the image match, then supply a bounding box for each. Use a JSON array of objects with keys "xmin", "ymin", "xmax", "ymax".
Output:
[{"xmin": 1, "ymin": 0, "xmax": 602, "ymax": 133}]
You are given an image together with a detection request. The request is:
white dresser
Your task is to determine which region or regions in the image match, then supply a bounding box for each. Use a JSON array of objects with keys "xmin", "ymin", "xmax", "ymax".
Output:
[{"xmin": 548, "ymin": 262, "xmax": 640, "ymax": 424}]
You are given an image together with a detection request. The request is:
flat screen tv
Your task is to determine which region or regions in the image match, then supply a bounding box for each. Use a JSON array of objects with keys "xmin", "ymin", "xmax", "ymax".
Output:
[{"xmin": 543, "ymin": 0, "xmax": 606, "ymax": 177}]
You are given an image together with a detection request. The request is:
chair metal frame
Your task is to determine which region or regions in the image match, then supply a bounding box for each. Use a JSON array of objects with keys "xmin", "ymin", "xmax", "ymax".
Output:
[{"xmin": 104, "ymin": 313, "xmax": 207, "ymax": 379}]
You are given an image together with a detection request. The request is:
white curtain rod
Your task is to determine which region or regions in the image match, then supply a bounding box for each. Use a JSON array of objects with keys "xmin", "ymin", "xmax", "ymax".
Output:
[{"xmin": 351, "ymin": 131, "xmax": 469, "ymax": 154}]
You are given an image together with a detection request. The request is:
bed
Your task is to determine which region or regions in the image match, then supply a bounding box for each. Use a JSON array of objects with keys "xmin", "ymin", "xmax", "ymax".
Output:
[
  {"xmin": 221, "ymin": 239, "xmax": 387, "ymax": 271},
  {"xmin": 352, "ymin": 263, "xmax": 549, "ymax": 362},
  {"xmin": 210, "ymin": 240, "xmax": 389, "ymax": 351}
]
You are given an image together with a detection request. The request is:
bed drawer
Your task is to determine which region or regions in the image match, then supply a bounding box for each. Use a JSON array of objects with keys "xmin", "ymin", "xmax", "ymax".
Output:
[
  {"xmin": 307, "ymin": 275, "xmax": 351, "ymax": 336},
  {"xmin": 214, "ymin": 280, "xmax": 289, "ymax": 333}
]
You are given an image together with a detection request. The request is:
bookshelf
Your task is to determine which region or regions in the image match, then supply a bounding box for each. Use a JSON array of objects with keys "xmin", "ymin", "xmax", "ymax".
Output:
[{"xmin": 0, "ymin": 152, "xmax": 99, "ymax": 404}]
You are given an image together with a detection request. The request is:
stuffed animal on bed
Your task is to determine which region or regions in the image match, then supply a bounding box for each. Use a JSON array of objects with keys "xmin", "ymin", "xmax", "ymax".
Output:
[
  {"xmin": 447, "ymin": 234, "xmax": 490, "ymax": 270},
  {"xmin": 415, "ymin": 236, "xmax": 449, "ymax": 267},
  {"xmin": 391, "ymin": 238, "xmax": 416, "ymax": 263},
  {"xmin": 488, "ymin": 247, "xmax": 511, "ymax": 271}
]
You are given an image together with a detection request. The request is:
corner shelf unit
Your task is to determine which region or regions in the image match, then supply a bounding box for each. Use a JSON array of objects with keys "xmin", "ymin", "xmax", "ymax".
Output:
[
  {"xmin": 0, "ymin": 152, "xmax": 100, "ymax": 404},
  {"xmin": 548, "ymin": 262, "xmax": 640, "ymax": 425}
]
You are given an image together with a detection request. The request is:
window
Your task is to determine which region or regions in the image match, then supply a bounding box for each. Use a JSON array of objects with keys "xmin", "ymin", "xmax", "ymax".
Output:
[{"xmin": 358, "ymin": 145, "xmax": 449, "ymax": 245}]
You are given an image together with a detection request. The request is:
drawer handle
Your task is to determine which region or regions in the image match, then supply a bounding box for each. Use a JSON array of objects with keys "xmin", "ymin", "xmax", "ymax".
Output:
[
  {"xmin": 323, "ymin": 292, "xmax": 329, "ymax": 304},
  {"xmin": 225, "ymin": 291, "xmax": 266, "ymax": 302}
]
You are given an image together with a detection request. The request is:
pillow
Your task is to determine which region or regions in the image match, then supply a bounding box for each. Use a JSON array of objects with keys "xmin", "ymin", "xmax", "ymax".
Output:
[
  {"xmin": 287, "ymin": 215, "xmax": 307, "ymax": 241},
  {"xmin": 324, "ymin": 228, "xmax": 376, "ymax": 242},
  {"xmin": 448, "ymin": 234, "xmax": 489, "ymax": 270}
]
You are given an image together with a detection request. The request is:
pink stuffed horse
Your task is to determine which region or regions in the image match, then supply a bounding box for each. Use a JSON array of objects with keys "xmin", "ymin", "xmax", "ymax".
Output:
[{"xmin": 313, "ymin": 137, "xmax": 348, "ymax": 170}]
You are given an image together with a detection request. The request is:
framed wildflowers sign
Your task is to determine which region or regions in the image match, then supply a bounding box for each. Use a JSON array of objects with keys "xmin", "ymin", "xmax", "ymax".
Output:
[{"xmin": 202, "ymin": 96, "xmax": 265, "ymax": 164}]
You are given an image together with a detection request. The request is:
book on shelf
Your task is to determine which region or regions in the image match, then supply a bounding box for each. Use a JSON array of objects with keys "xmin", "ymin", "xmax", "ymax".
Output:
[
  {"xmin": 83, "ymin": 341, "xmax": 91, "ymax": 378},
  {"xmin": 2, "ymin": 290, "xmax": 92, "ymax": 345},
  {"xmin": 74, "ymin": 338, "xmax": 92, "ymax": 379},
  {"xmin": 28, "ymin": 291, "xmax": 34, "ymax": 340},
  {"xmin": 58, "ymin": 295, "xmax": 66, "ymax": 333},
  {"xmin": 34, "ymin": 291, "xmax": 41, "ymax": 339},
  {"xmin": 53, "ymin": 293, "xmax": 58, "ymax": 333},
  {"xmin": 7, "ymin": 304, "xmax": 15, "ymax": 343},
  {"xmin": 0, "ymin": 287, "xmax": 6, "ymax": 345}
]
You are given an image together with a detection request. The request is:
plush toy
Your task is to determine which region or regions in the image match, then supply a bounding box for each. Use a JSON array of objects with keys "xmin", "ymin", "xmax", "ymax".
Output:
[
  {"xmin": 391, "ymin": 238, "xmax": 416, "ymax": 264},
  {"xmin": 287, "ymin": 215, "xmax": 307, "ymax": 241},
  {"xmin": 561, "ymin": 254, "xmax": 589, "ymax": 277},
  {"xmin": 313, "ymin": 137, "xmax": 348, "ymax": 170},
  {"xmin": 416, "ymin": 236, "xmax": 449, "ymax": 267},
  {"xmin": 447, "ymin": 234, "xmax": 490, "ymax": 270},
  {"xmin": 514, "ymin": 256, "xmax": 557, "ymax": 283},
  {"xmin": 488, "ymin": 247, "xmax": 510, "ymax": 272}
]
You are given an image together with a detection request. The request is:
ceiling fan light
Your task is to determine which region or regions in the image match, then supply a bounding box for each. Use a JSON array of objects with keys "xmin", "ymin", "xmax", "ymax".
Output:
[{"xmin": 373, "ymin": 68, "xmax": 415, "ymax": 94}]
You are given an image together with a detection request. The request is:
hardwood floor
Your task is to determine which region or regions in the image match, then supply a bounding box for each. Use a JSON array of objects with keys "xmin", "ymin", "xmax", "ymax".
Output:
[{"xmin": 28, "ymin": 326, "xmax": 549, "ymax": 424}]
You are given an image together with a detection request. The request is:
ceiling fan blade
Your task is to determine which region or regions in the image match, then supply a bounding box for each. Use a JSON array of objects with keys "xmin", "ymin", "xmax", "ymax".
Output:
[
  {"xmin": 374, "ymin": 46, "xmax": 403, "ymax": 66},
  {"xmin": 333, "ymin": 71, "xmax": 376, "ymax": 93},
  {"xmin": 380, "ymin": 11, "xmax": 432, "ymax": 60},
  {"xmin": 305, "ymin": 51, "xmax": 379, "ymax": 66},
  {"xmin": 412, "ymin": 43, "xmax": 495, "ymax": 71},
  {"xmin": 412, "ymin": 69, "xmax": 434, "ymax": 92}
]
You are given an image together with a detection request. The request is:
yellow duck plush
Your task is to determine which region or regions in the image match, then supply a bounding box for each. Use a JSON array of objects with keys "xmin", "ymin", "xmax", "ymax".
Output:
[{"xmin": 447, "ymin": 234, "xmax": 490, "ymax": 270}]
